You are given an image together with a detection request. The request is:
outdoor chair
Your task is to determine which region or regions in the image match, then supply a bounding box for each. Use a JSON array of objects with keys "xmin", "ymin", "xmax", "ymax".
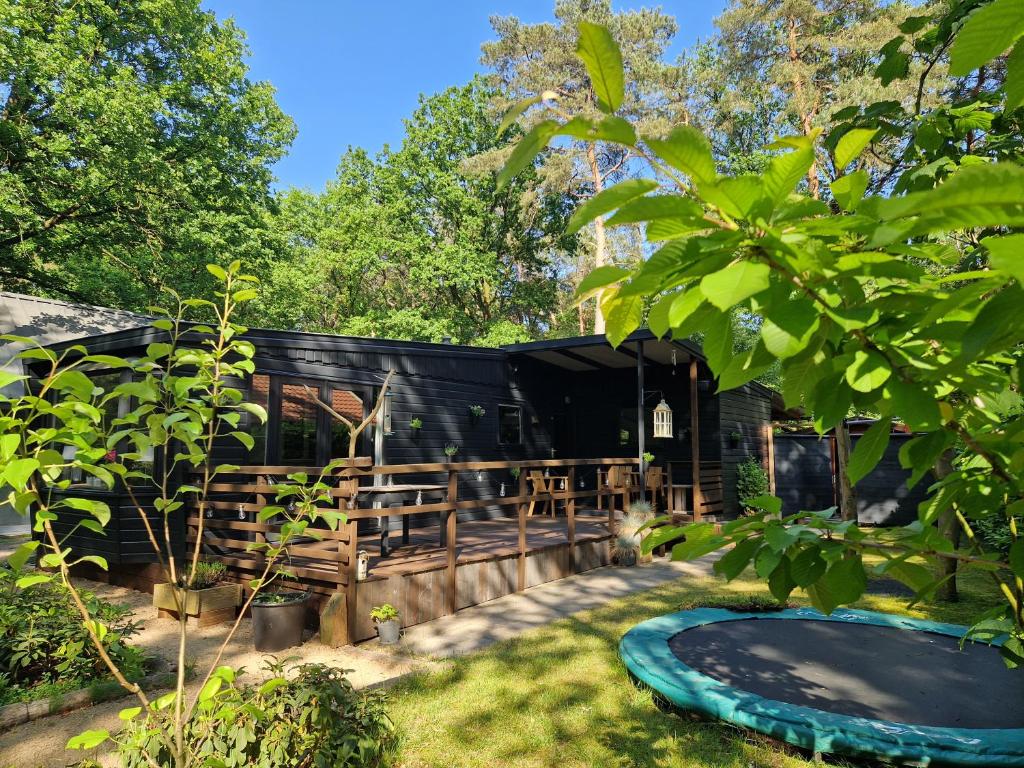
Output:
[
  {"xmin": 644, "ymin": 466, "xmax": 666, "ymax": 511},
  {"xmin": 527, "ymin": 469, "xmax": 564, "ymax": 517}
]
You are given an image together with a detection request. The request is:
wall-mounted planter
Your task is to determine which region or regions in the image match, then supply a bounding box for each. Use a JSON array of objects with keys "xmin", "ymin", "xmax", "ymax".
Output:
[{"xmin": 153, "ymin": 582, "xmax": 241, "ymax": 627}]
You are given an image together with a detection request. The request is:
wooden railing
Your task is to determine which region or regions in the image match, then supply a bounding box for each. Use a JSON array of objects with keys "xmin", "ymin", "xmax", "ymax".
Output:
[{"xmin": 185, "ymin": 457, "xmax": 640, "ymax": 644}]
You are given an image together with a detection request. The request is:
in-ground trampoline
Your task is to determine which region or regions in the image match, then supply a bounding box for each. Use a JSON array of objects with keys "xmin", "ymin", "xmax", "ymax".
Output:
[{"xmin": 620, "ymin": 607, "xmax": 1024, "ymax": 766}]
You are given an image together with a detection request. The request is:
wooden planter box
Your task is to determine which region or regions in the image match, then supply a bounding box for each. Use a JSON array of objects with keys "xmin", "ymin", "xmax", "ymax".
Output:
[{"xmin": 153, "ymin": 583, "xmax": 241, "ymax": 627}]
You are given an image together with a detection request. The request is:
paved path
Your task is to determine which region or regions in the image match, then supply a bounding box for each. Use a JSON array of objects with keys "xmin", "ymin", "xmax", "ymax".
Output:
[
  {"xmin": 399, "ymin": 557, "xmax": 714, "ymax": 657},
  {"xmin": 0, "ymin": 557, "xmax": 713, "ymax": 767}
]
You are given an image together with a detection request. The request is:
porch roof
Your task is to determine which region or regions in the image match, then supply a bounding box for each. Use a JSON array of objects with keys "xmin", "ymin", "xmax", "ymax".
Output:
[{"xmin": 502, "ymin": 330, "xmax": 702, "ymax": 373}]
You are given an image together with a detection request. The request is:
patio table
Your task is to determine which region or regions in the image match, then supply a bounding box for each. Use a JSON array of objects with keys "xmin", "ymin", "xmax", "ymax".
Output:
[{"xmin": 356, "ymin": 484, "xmax": 446, "ymax": 555}]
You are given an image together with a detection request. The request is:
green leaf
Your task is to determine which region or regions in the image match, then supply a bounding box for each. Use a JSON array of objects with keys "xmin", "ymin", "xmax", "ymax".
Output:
[
  {"xmin": 206, "ymin": 264, "xmax": 227, "ymax": 281},
  {"xmin": 556, "ymin": 115, "xmax": 637, "ymax": 146},
  {"xmin": 51, "ymin": 369, "xmax": 96, "ymax": 401},
  {"xmin": 602, "ymin": 291, "xmax": 643, "ymax": 348},
  {"xmin": 760, "ymin": 299, "xmax": 820, "ymax": 359},
  {"xmin": 7, "ymin": 541, "xmax": 38, "ymax": 571},
  {"xmin": 848, "ymin": 418, "xmax": 891, "ymax": 485},
  {"xmin": 647, "ymin": 293, "xmax": 675, "ymax": 338},
  {"xmin": 884, "ymin": 378, "xmax": 941, "ymax": 432},
  {"xmin": 62, "ymin": 497, "xmax": 111, "ymax": 526},
  {"xmin": 844, "ymin": 349, "xmax": 891, "ymax": 393},
  {"xmin": 700, "ymin": 176, "xmax": 764, "ymax": 218},
  {"xmin": 713, "ymin": 537, "xmax": 760, "ymax": 581},
  {"xmin": 497, "ymin": 120, "xmax": 558, "ymax": 190},
  {"xmin": 983, "ymin": 233, "xmax": 1024, "ymax": 284},
  {"xmin": 576, "ymin": 266, "xmax": 630, "ymax": 303},
  {"xmin": 834, "ymin": 128, "xmax": 878, "ymax": 169},
  {"xmin": 199, "ymin": 676, "xmax": 223, "ymax": 702},
  {"xmin": 16, "ymin": 574, "xmax": 52, "ymax": 589},
  {"xmin": 567, "ymin": 179, "xmax": 658, "ymax": 234},
  {"xmin": 768, "ymin": 557, "xmax": 796, "ymax": 602},
  {"xmin": 605, "ymin": 195, "xmax": 705, "ymax": 227},
  {"xmin": 576, "ymin": 22, "xmax": 624, "ymax": 113},
  {"xmin": 744, "ymin": 495, "xmax": 781, "ymax": 515},
  {"xmin": 822, "ymin": 556, "xmax": 867, "ymax": 605},
  {"xmin": 874, "ymin": 161, "xmax": 1024, "ymax": 238},
  {"xmin": 700, "ymin": 310, "xmax": 733, "ymax": 374},
  {"xmin": 67, "ymin": 729, "xmax": 110, "ymax": 750},
  {"xmin": 1007, "ymin": 40, "xmax": 1024, "ymax": 111},
  {"xmin": 498, "ymin": 94, "xmax": 543, "ymax": 136},
  {"xmin": 764, "ymin": 143, "xmax": 814, "ymax": 203},
  {"xmin": 791, "ymin": 546, "xmax": 826, "ymax": 587},
  {"xmin": 881, "ymin": 559, "xmax": 934, "ymax": 593},
  {"xmin": 830, "ymin": 169, "xmax": 869, "ymax": 212},
  {"xmin": 1010, "ymin": 541, "xmax": 1024, "ymax": 578},
  {"xmin": 2, "ymin": 457, "xmax": 39, "ymax": 490},
  {"xmin": 118, "ymin": 706, "xmax": 142, "ymax": 721},
  {"xmin": 646, "ymin": 126, "xmax": 716, "ymax": 184},
  {"xmin": 700, "ymin": 261, "xmax": 770, "ymax": 310},
  {"xmin": 948, "ymin": 0, "xmax": 1024, "ymax": 77}
]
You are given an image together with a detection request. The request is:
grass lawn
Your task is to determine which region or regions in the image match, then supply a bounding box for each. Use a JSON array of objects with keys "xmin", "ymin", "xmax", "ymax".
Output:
[{"xmin": 386, "ymin": 560, "xmax": 1004, "ymax": 768}]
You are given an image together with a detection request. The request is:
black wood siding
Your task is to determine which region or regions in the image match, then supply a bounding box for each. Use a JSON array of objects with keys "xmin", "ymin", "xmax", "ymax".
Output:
[
  {"xmin": 772, "ymin": 432, "xmax": 930, "ymax": 525},
  {"xmin": 718, "ymin": 384, "xmax": 772, "ymax": 517}
]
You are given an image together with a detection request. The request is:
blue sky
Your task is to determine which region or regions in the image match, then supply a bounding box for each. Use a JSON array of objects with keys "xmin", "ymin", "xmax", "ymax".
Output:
[{"xmin": 202, "ymin": 2, "xmax": 726, "ymax": 192}]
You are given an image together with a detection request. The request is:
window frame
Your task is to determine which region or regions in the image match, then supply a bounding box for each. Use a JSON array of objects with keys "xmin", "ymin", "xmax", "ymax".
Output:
[{"xmin": 497, "ymin": 403, "xmax": 523, "ymax": 447}]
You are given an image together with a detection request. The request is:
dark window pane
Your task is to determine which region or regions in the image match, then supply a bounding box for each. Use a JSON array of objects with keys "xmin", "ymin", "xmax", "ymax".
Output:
[
  {"xmin": 329, "ymin": 388, "xmax": 364, "ymax": 458},
  {"xmin": 498, "ymin": 405, "xmax": 522, "ymax": 445},
  {"xmin": 279, "ymin": 383, "xmax": 318, "ymax": 466}
]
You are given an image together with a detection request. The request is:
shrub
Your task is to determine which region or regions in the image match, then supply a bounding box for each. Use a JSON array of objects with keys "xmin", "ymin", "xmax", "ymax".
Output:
[
  {"xmin": 178, "ymin": 560, "xmax": 227, "ymax": 590},
  {"xmin": 976, "ymin": 515, "xmax": 1020, "ymax": 554},
  {"xmin": 735, "ymin": 457, "xmax": 769, "ymax": 512},
  {"xmin": 626, "ymin": 500, "xmax": 654, "ymax": 519},
  {"xmin": 119, "ymin": 663, "xmax": 400, "ymax": 768},
  {"xmin": 0, "ymin": 565, "xmax": 143, "ymax": 704},
  {"xmin": 678, "ymin": 594, "xmax": 793, "ymax": 613}
]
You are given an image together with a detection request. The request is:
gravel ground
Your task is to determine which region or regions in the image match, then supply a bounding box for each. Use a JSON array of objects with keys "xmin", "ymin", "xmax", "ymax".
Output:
[{"xmin": 0, "ymin": 578, "xmax": 433, "ymax": 768}]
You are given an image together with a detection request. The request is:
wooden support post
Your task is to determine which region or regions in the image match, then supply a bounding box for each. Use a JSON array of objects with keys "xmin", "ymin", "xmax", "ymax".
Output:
[
  {"xmin": 344, "ymin": 518, "xmax": 358, "ymax": 645},
  {"xmin": 517, "ymin": 469, "xmax": 527, "ymax": 591},
  {"xmin": 446, "ymin": 469, "xmax": 458, "ymax": 615},
  {"xmin": 567, "ymin": 466, "xmax": 576, "ymax": 573},
  {"xmin": 765, "ymin": 424, "xmax": 776, "ymax": 495},
  {"xmin": 690, "ymin": 359, "xmax": 703, "ymax": 522},
  {"xmin": 607, "ymin": 472, "xmax": 617, "ymax": 535}
]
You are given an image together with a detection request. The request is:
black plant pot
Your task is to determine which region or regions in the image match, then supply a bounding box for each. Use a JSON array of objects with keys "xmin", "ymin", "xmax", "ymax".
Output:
[{"xmin": 252, "ymin": 593, "xmax": 310, "ymax": 652}]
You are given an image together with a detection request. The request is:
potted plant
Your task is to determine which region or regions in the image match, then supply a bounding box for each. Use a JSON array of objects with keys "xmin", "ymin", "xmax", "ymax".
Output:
[
  {"xmin": 443, "ymin": 442, "xmax": 459, "ymax": 462},
  {"xmin": 153, "ymin": 560, "xmax": 241, "ymax": 627},
  {"xmin": 409, "ymin": 416, "xmax": 423, "ymax": 431},
  {"xmin": 468, "ymin": 404, "xmax": 486, "ymax": 423},
  {"xmin": 510, "ymin": 466, "xmax": 521, "ymax": 483},
  {"xmin": 251, "ymin": 589, "xmax": 310, "ymax": 652},
  {"xmin": 729, "ymin": 430, "xmax": 743, "ymax": 448},
  {"xmin": 642, "ymin": 451, "xmax": 655, "ymax": 470},
  {"xmin": 370, "ymin": 603, "xmax": 401, "ymax": 645}
]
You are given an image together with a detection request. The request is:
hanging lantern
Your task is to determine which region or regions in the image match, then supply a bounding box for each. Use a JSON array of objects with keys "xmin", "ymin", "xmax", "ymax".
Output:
[{"xmin": 653, "ymin": 398, "xmax": 673, "ymax": 438}]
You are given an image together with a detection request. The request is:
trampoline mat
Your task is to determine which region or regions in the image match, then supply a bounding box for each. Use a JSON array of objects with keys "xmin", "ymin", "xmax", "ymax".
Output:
[{"xmin": 668, "ymin": 618, "xmax": 1024, "ymax": 729}]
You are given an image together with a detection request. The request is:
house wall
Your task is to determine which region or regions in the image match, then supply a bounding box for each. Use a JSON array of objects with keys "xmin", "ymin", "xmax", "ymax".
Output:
[
  {"xmin": 718, "ymin": 383, "xmax": 773, "ymax": 517},
  {"xmin": 772, "ymin": 432, "xmax": 929, "ymax": 525}
]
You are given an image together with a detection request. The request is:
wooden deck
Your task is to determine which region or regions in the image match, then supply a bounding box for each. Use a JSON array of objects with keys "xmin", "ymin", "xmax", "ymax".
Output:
[
  {"xmin": 358, "ymin": 510, "xmax": 616, "ymax": 578},
  {"xmin": 183, "ymin": 457, "xmax": 713, "ymax": 644}
]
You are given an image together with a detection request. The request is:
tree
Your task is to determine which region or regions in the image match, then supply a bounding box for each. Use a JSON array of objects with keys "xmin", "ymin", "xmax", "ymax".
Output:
[
  {"xmin": 0, "ymin": 0, "xmax": 294, "ymax": 310},
  {"xmin": 706, "ymin": 0, "xmax": 921, "ymax": 197},
  {"xmin": 481, "ymin": 0, "xmax": 684, "ymax": 333},
  {"xmin": 258, "ymin": 78, "xmax": 573, "ymax": 344},
  {"xmin": 502, "ymin": 2, "xmax": 1024, "ymax": 665}
]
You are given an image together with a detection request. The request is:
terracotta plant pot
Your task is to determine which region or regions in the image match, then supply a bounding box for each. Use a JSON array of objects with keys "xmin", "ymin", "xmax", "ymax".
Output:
[
  {"xmin": 153, "ymin": 582, "xmax": 241, "ymax": 627},
  {"xmin": 252, "ymin": 592, "xmax": 310, "ymax": 652},
  {"xmin": 376, "ymin": 618, "xmax": 401, "ymax": 645}
]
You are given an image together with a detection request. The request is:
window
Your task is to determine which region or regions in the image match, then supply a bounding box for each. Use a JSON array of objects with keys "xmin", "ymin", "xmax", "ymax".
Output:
[
  {"xmin": 328, "ymin": 387, "xmax": 364, "ymax": 458},
  {"xmin": 247, "ymin": 374, "xmax": 270, "ymax": 463},
  {"xmin": 498, "ymin": 405, "xmax": 522, "ymax": 445},
  {"xmin": 279, "ymin": 383, "xmax": 319, "ymax": 466}
]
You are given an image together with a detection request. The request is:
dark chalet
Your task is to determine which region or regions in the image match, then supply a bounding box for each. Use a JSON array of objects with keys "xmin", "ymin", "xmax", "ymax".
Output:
[{"xmin": 38, "ymin": 325, "xmax": 779, "ymax": 644}]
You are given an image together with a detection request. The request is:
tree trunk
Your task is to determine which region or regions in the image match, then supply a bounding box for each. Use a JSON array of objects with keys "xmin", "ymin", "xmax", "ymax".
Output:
[
  {"xmin": 934, "ymin": 450, "xmax": 960, "ymax": 602},
  {"xmin": 786, "ymin": 16, "xmax": 819, "ymax": 199},
  {"xmin": 834, "ymin": 421, "xmax": 856, "ymax": 521},
  {"xmin": 585, "ymin": 142, "xmax": 608, "ymax": 335}
]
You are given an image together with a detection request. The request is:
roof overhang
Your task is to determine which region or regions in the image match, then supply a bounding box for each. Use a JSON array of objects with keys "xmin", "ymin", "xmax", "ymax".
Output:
[{"xmin": 502, "ymin": 330, "xmax": 701, "ymax": 373}]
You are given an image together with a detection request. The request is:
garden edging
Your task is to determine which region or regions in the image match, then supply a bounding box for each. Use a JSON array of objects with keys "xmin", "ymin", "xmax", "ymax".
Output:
[{"xmin": 0, "ymin": 671, "xmax": 176, "ymax": 730}]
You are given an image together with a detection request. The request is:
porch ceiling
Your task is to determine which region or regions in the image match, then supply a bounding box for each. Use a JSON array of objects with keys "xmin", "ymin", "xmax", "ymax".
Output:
[{"xmin": 507, "ymin": 334, "xmax": 693, "ymax": 372}]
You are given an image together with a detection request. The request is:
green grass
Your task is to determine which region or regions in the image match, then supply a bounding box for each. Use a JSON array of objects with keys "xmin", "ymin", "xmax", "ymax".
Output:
[{"xmin": 385, "ymin": 562, "xmax": 1003, "ymax": 768}]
